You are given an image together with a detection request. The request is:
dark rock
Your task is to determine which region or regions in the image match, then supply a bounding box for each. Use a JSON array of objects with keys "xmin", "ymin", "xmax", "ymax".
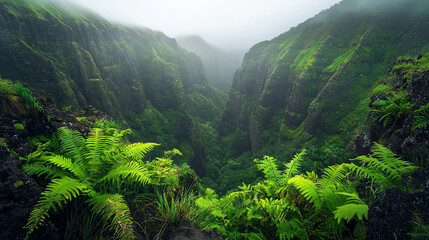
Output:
[
  {"xmin": 366, "ymin": 169, "xmax": 429, "ymax": 240},
  {"xmin": 162, "ymin": 221, "xmax": 224, "ymax": 240},
  {"xmin": 0, "ymin": 147, "xmax": 61, "ymax": 240}
]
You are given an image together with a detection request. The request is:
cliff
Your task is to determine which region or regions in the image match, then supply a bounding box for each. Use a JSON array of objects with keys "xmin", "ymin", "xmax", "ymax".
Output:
[
  {"xmin": 221, "ymin": 0, "xmax": 429, "ymax": 154},
  {"xmin": 0, "ymin": 0, "xmax": 224, "ymax": 175}
]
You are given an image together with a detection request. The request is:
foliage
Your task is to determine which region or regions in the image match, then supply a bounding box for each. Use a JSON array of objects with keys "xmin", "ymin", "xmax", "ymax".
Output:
[
  {"xmin": 0, "ymin": 78, "xmax": 42, "ymax": 111},
  {"xmin": 373, "ymin": 91, "xmax": 414, "ymax": 128},
  {"xmin": 412, "ymin": 103, "xmax": 429, "ymax": 131},
  {"xmin": 349, "ymin": 143, "xmax": 417, "ymax": 190},
  {"xmin": 24, "ymin": 127, "xmax": 196, "ymax": 239},
  {"xmin": 191, "ymin": 144, "xmax": 417, "ymax": 239}
]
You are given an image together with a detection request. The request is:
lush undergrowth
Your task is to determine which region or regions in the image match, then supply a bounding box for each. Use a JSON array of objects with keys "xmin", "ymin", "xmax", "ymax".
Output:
[
  {"xmin": 24, "ymin": 124, "xmax": 198, "ymax": 240},
  {"xmin": 192, "ymin": 144, "xmax": 417, "ymax": 240},
  {"xmin": 23, "ymin": 121, "xmax": 420, "ymax": 239}
]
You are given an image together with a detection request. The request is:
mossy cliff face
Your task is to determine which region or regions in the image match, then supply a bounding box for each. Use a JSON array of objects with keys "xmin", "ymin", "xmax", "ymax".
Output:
[
  {"xmin": 0, "ymin": 0, "xmax": 221, "ymax": 175},
  {"xmin": 222, "ymin": 0, "xmax": 429, "ymax": 153}
]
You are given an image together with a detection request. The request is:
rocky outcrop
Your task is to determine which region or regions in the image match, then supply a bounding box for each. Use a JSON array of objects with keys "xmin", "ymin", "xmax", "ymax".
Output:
[
  {"xmin": 221, "ymin": 0, "xmax": 429, "ymax": 154},
  {"xmin": 355, "ymin": 54, "xmax": 429, "ymax": 161},
  {"xmin": 366, "ymin": 168, "xmax": 429, "ymax": 240},
  {"xmin": 354, "ymin": 54, "xmax": 429, "ymax": 240}
]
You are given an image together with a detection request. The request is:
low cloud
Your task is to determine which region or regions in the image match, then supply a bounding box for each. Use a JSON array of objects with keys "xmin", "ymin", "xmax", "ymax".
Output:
[{"xmin": 62, "ymin": 0, "xmax": 341, "ymax": 50}]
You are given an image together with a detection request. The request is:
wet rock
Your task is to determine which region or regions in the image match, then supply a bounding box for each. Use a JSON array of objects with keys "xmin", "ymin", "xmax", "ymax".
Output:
[{"xmin": 162, "ymin": 221, "xmax": 224, "ymax": 240}]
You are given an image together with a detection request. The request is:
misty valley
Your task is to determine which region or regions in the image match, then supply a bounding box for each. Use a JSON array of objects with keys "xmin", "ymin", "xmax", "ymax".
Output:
[{"xmin": 0, "ymin": 0, "xmax": 428, "ymax": 239}]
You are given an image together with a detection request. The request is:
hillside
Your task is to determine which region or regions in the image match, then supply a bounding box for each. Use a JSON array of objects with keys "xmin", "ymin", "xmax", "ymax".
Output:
[
  {"xmin": 222, "ymin": 0, "xmax": 429, "ymax": 154},
  {"xmin": 177, "ymin": 35, "xmax": 243, "ymax": 92},
  {"xmin": 0, "ymin": 0, "xmax": 226, "ymax": 174},
  {"xmin": 206, "ymin": 0, "xmax": 429, "ymax": 193}
]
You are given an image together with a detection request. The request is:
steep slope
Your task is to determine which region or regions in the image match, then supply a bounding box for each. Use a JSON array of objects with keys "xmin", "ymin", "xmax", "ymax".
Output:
[
  {"xmin": 0, "ymin": 0, "xmax": 224, "ymax": 174},
  {"xmin": 177, "ymin": 35, "xmax": 243, "ymax": 92},
  {"xmin": 222, "ymin": 0, "xmax": 429, "ymax": 155}
]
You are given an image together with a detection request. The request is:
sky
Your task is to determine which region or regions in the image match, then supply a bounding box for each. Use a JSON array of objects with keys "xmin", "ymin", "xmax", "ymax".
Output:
[{"xmin": 65, "ymin": 0, "xmax": 342, "ymax": 51}]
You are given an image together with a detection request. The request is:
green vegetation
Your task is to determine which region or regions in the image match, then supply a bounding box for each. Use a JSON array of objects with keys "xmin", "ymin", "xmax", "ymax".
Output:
[
  {"xmin": 191, "ymin": 143, "xmax": 417, "ymax": 240},
  {"xmin": 24, "ymin": 127, "xmax": 197, "ymax": 239},
  {"xmin": 0, "ymin": 78, "xmax": 42, "ymax": 111}
]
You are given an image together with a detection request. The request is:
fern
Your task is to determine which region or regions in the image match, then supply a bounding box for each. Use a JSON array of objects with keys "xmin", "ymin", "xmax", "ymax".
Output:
[
  {"xmin": 47, "ymin": 155, "xmax": 86, "ymax": 180},
  {"xmin": 23, "ymin": 163, "xmax": 68, "ymax": 179},
  {"xmin": 86, "ymin": 193, "xmax": 134, "ymax": 240},
  {"xmin": 333, "ymin": 192, "xmax": 368, "ymax": 223},
  {"xmin": 288, "ymin": 175, "xmax": 321, "ymax": 210},
  {"xmin": 122, "ymin": 142, "xmax": 160, "ymax": 161},
  {"xmin": 55, "ymin": 127, "xmax": 85, "ymax": 162},
  {"xmin": 412, "ymin": 103, "xmax": 429, "ymax": 131},
  {"xmin": 254, "ymin": 156, "xmax": 282, "ymax": 184},
  {"xmin": 84, "ymin": 128, "xmax": 114, "ymax": 169},
  {"xmin": 318, "ymin": 164, "xmax": 348, "ymax": 193},
  {"xmin": 350, "ymin": 143, "xmax": 417, "ymax": 188},
  {"xmin": 99, "ymin": 162, "xmax": 151, "ymax": 186},
  {"xmin": 282, "ymin": 150, "xmax": 306, "ymax": 183},
  {"xmin": 25, "ymin": 127, "xmax": 161, "ymax": 239},
  {"xmin": 25, "ymin": 177, "xmax": 90, "ymax": 238}
]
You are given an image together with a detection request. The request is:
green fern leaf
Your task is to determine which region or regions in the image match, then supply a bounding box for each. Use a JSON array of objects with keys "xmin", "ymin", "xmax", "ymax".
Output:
[
  {"xmin": 334, "ymin": 192, "xmax": 368, "ymax": 223},
  {"xmin": 319, "ymin": 164, "xmax": 348, "ymax": 193},
  {"xmin": 255, "ymin": 156, "xmax": 282, "ymax": 184},
  {"xmin": 84, "ymin": 128, "xmax": 115, "ymax": 169},
  {"xmin": 288, "ymin": 175, "xmax": 321, "ymax": 210},
  {"xmin": 99, "ymin": 161, "xmax": 151, "ymax": 186},
  {"xmin": 86, "ymin": 193, "xmax": 134, "ymax": 240},
  {"xmin": 56, "ymin": 127, "xmax": 85, "ymax": 162},
  {"xmin": 48, "ymin": 155, "xmax": 86, "ymax": 180},
  {"xmin": 283, "ymin": 150, "xmax": 306, "ymax": 183},
  {"xmin": 334, "ymin": 203, "xmax": 368, "ymax": 223},
  {"xmin": 122, "ymin": 142, "xmax": 159, "ymax": 161},
  {"xmin": 23, "ymin": 163, "xmax": 67, "ymax": 179},
  {"xmin": 25, "ymin": 177, "xmax": 89, "ymax": 237}
]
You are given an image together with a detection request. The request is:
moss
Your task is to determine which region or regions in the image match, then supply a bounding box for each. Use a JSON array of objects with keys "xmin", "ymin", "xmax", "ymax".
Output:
[
  {"xmin": 372, "ymin": 84, "xmax": 393, "ymax": 96},
  {"xmin": 13, "ymin": 181, "xmax": 24, "ymax": 188},
  {"xmin": 0, "ymin": 138, "xmax": 7, "ymax": 147},
  {"xmin": 13, "ymin": 123, "xmax": 25, "ymax": 130}
]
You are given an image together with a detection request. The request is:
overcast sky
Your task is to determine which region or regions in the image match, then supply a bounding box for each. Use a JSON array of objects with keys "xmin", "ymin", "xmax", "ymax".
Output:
[{"xmin": 65, "ymin": 0, "xmax": 342, "ymax": 51}]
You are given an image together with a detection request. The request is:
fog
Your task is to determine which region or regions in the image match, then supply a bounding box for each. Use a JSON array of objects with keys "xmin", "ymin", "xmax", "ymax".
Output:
[{"xmin": 63, "ymin": 0, "xmax": 341, "ymax": 51}]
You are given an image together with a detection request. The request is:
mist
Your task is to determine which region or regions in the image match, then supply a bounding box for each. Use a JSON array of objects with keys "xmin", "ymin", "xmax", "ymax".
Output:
[{"xmin": 61, "ymin": 0, "xmax": 341, "ymax": 51}]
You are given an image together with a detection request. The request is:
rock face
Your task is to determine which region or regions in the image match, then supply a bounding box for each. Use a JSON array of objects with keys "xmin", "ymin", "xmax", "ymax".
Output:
[
  {"xmin": 354, "ymin": 54, "xmax": 429, "ymax": 240},
  {"xmin": 356, "ymin": 54, "xmax": 429, "ymax": 161},
  {"xmin": 0, "ymin": 0, "xmax": 224, "ymax": 175},
  {"xmin": 366, "ymin": 168, "xmax": 429, "ymax": 240},
  {"xmin": 221, "ymin": 0, "xmax": 429, "ymax": 154}
]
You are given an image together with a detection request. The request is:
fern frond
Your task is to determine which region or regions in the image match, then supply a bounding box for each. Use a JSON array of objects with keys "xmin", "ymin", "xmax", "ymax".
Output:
[
  {"xmin": 25, "ymin": 177, "xmax": 89, "ymax": 238},
  {"xmin": 99, "ymin": 162, "xmax": 151, "ymax": 186},
  {"xmin": 334, "ymin": 204, "xmax": 368, "ymax": 223},
  {"xmin": 84, "ymin": 128, "xmax": 115, "ymax": 169},
  {"xmin": 122, "ymin": 142, "xmax": 160, "ymax": 161},
  {"xmin": 319, "ymin": 164, "xmax": 348, "ymax": 193},
  {"xmin": 56, "ymin": 127, "xmax": 85, "ymax": 162},
  {"xmin": 255, "ymin": 156, "xmax": 282, "ymax": 184},
  {"xmin": 283, "ymin": 150, "xmax": 306, "ymax": 183},
  {"xmin": 288, "ymin": 175, "xmax": 321, "ymax": 210},
  {"xmin": 333, "ymin": 192, "xmax": 368, "ymax": 223},
  {"xmin": 86, "ymin": 193, "xmax": 134, "ymax": 240},
  {"xmin": 48, "ymin": 155, "xmax": 86, "ymax": 180},
  {"xmin": 23, "ymin": 163, "xmax": 68, "ymax": 179},
  {"xmin": 351, "ymin": 143, "xmax": 417, "ymax": 188}
]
